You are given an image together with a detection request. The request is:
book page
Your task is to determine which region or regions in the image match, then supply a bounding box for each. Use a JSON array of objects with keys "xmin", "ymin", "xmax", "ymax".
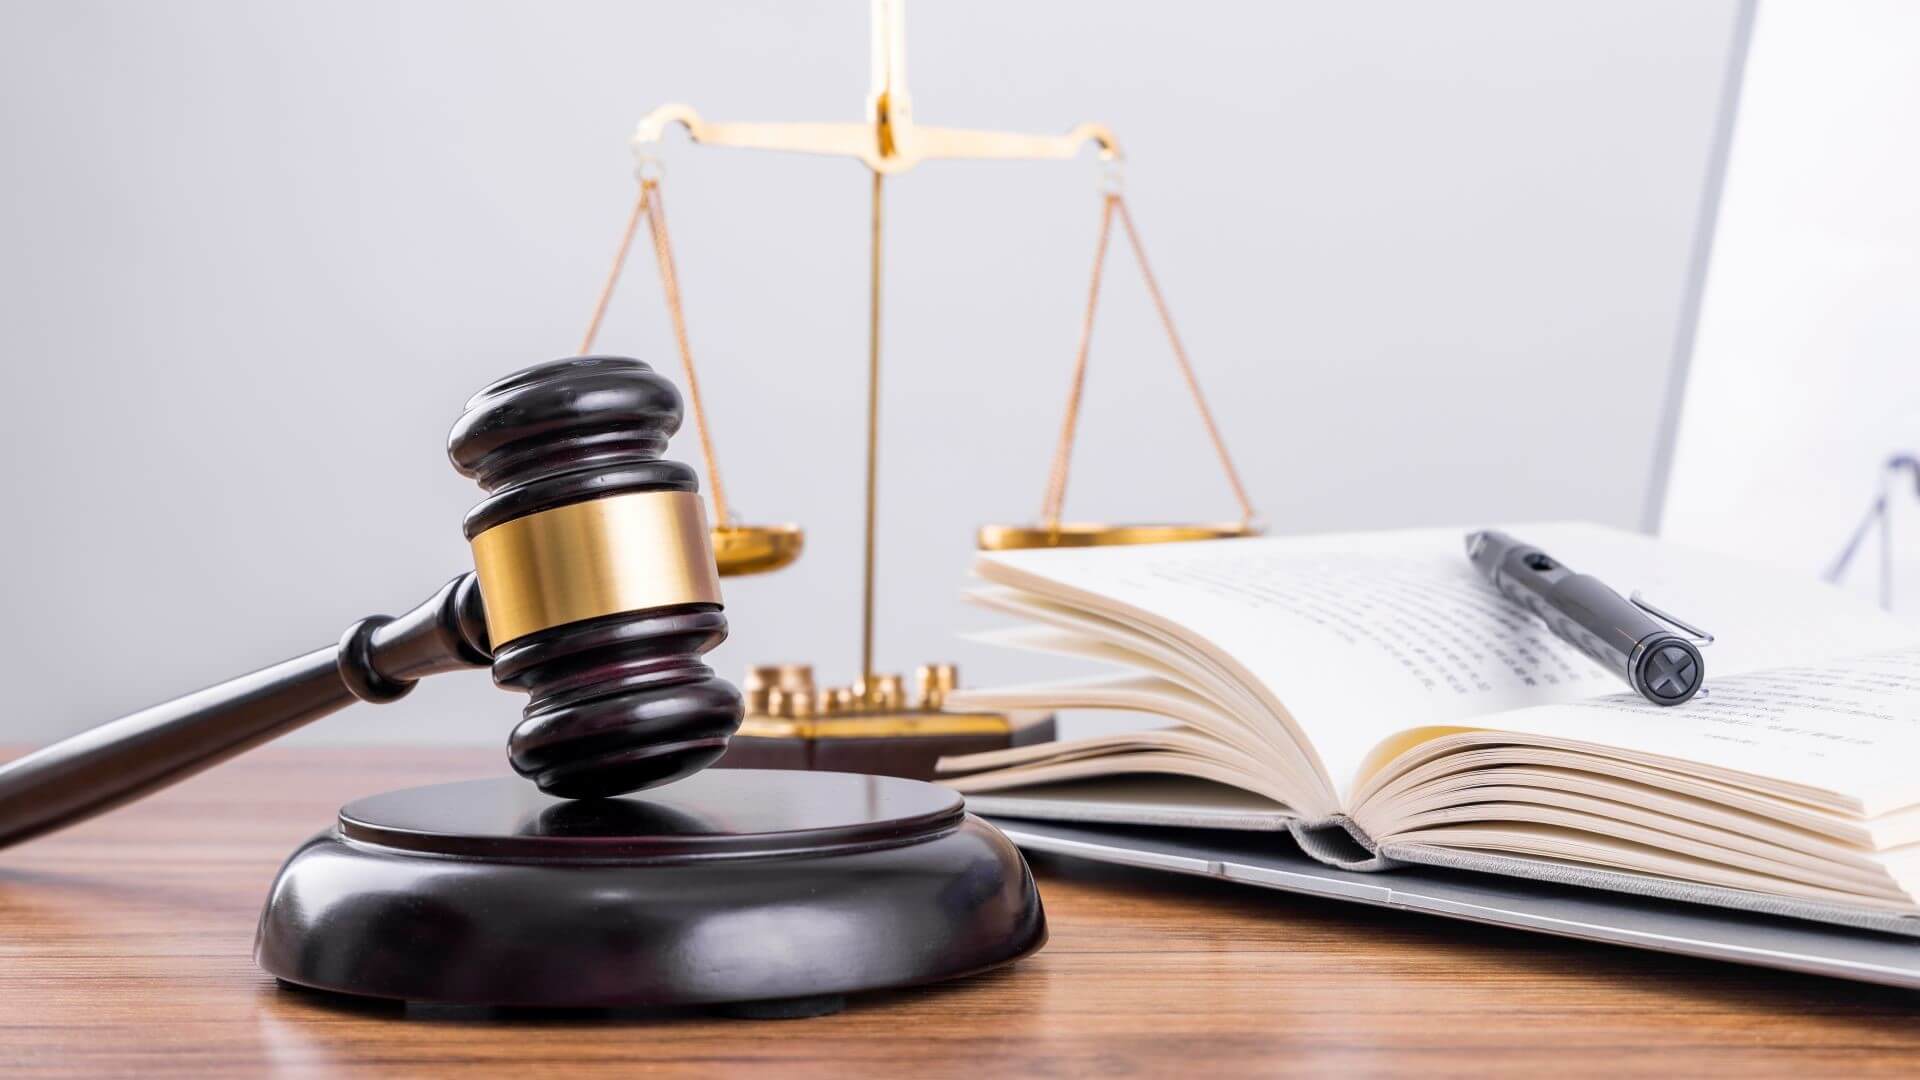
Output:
[
  {"xmin": 1456, "ymin": 648, "xmax": 1920, "ymax": 817},
  {"xmin": 978, "ymin": 522, "xmax": 1920, "ymax": 801}
]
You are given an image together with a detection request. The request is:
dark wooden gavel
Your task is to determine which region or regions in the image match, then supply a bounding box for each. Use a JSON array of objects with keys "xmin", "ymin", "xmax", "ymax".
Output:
[{"xmin": 0, "ymin": 356, "xmax": 744, "ymax": 849}]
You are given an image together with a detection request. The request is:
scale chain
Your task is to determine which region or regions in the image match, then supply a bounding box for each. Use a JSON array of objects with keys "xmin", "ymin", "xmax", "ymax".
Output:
[
  {"xmin": 578, "ymin": 178, "xmax": 733, "ymax": 526},
  {"xmin": 1040, "ymin": 193, "xmax": 1117, "ymax": 529},
  {"xmin": 1040, "ymin": 192, "xmax": 1258, "ymax": 529}
]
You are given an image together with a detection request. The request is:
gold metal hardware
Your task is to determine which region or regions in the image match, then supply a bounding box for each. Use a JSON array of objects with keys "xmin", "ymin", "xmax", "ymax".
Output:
[
  {"xmin": 630, "ymin": 0, "xmax": 1120, "ymax": 177},
  {"xmin": 737, "ymin": 660, "xmax": 1009, "ymax": 738},
  {"xmin": 743, "ymin": 665, "xmax": 780, "ymax": 715},
  {"xmin": 739, "ymin": 713, "xmax": 1015, "ymax": 740},
  {"xmin": 916, "ymin": 664, "xmax": 958, "ymax": 711},
  {"xmin": 631, "ymin": 106, "xmax": 1120, "ymax": 178},
  {"xmin": 712, "ymin": 524, "xmax": 804, "ymax": 577},
  {"xmin": 469, "ymin": 491, "xmax": 722, "ymax": 645},
  {"xmin": 977, "ymin": 521, "xmax": 1264, "ymax": 552},
  {"xmin": 788, "ymin": 687, "xmax": 817, "ymax": 718},
  {"xmin": 861, "ymin": 170, "xmax": 884, "ymax": 688}
]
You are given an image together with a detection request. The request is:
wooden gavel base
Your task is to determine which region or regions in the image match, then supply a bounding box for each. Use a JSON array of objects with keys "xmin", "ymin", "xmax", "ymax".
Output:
[{"xmin": 254, "ymin": 771, "xmax": 1046, "ymax": 1016}]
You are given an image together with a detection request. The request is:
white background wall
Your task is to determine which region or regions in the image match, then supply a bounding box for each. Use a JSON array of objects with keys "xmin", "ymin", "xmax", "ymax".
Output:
[
  {"xmin": 0, "ymin": 0, "xmax": 1742, "ymax": 745},
  {"xmin": 1661, "ymin": 1, "xmax": 1920, "ymax": 612}
]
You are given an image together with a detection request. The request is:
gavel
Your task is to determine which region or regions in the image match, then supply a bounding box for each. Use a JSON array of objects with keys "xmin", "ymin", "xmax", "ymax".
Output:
[{"xmin": 0, "ymin": 356, "xmax": 744, "ymax": 849}]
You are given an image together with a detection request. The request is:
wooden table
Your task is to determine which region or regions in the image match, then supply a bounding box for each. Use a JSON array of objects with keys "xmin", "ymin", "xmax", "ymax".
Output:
[{"xmin": 2, "ymin": 747, "xmax": 1916, "ymax": 1077}]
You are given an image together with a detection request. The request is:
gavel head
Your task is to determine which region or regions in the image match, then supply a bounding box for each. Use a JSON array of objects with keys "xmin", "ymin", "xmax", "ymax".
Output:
[{"xmin": 447, "ymin": 355, "xmax": 743, "ymax": 799}]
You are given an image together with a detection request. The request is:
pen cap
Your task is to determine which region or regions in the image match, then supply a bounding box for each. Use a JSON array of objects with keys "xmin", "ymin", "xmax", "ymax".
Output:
[{"xmin": 1630, "ymin": 634, "xmax": 1703, "ymax": 706}]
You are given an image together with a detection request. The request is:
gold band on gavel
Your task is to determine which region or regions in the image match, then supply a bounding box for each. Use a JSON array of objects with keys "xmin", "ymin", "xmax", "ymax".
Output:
[{"xmin": 469, "ymin": 490, "xmax": 723, "ymax": 646}]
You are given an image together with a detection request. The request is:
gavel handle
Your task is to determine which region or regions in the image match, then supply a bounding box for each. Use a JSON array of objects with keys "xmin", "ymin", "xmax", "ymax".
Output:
[{"xmin": 0, "ymin": 574, "xmax": 491, "ymax": 851}]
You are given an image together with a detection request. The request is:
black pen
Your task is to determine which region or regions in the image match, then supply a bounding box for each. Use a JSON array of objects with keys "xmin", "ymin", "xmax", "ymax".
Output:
[{"xmin": 1465, "ymin": 530, "xmax": 1711, "ymax": 706}]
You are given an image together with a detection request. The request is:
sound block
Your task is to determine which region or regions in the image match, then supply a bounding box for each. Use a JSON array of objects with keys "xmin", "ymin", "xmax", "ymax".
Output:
[{"xmin": 254, "ymin": 770, "xmax": 1045, "ymax": 1013}]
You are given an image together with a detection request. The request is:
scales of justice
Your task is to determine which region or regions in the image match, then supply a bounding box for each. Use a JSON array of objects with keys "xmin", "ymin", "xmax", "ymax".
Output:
[{"xmin": 602, "ymin": 0, "xmax": 1263, "ymax": 777}]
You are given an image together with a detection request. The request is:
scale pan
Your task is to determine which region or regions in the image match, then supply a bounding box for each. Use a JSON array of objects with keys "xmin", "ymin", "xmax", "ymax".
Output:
[
  {"xmin": 713, "ymin": 524, "xmax": 805, "ymax": 576},
  {"xmin": 976, "ymin": 521, "xmax": 1262, "ymax": 552}
]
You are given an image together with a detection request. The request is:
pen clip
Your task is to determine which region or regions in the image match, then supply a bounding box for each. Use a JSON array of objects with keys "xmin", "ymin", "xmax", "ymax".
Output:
[{"xmin": 1629, "ymin": 591, "xmax": 1715, "ymax": 648}]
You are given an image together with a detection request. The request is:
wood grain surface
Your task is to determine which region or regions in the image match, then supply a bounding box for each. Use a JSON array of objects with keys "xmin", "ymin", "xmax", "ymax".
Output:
[{"xmin": 1, "ymin": 746, "xmax": 1916, "ymax": 1077}]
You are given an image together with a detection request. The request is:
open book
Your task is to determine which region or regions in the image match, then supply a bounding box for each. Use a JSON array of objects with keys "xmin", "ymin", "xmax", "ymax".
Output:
[{"xmin": 941, "ymin": 523, "xmax": 1920, "ymax": 934}]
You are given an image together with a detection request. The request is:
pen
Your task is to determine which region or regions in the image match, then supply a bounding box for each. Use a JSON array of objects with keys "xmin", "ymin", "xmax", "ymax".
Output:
[{"xmin": 1465, "ymin": 529, "xmax": 1709, "ymax": 706}]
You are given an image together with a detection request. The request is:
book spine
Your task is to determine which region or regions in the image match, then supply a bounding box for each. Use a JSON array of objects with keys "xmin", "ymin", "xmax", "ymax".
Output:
[{"xmin": 1287, "ymin": 816, "xmax": 1397, "ymax": 872}]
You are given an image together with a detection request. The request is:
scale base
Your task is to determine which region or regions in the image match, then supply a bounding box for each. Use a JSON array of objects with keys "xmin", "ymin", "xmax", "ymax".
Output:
[
  {"xmin": 254, "ymin": 770, "xmax": 1045, "ymax": 1013},
  {"xmin": 717, "ymin": 712, "xmax": 1056, "ymax": 780}
]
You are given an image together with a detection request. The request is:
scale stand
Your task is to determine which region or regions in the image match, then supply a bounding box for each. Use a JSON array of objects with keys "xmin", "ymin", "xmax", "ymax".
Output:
[{"xmin": 589, "ymin": 0, "xmax": 1259, "ymax": 776}]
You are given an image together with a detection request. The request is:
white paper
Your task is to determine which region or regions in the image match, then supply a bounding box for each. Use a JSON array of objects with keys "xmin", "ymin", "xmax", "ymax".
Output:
[
  {"xmin": 1470, "ymin": 648, "xmax": 1920, "ymax": 817},
  {"xmin": 979, "ymin": 522, "xmax": 1919, "ymax": 798}
]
